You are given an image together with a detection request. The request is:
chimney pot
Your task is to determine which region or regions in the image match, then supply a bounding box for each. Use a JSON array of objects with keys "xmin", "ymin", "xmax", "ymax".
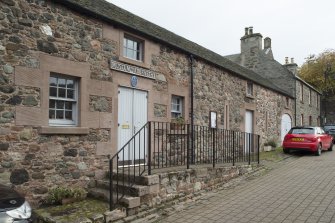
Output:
[
  {"xmin": 249, "ymin": 26, "xmax": 253, "ymax": 34},
  {"xmin": 245, "ymin": 27, "xmax": 249, "ymax": 36},
  {"xmin": 291, "ymin": 58, "xmax": 294, "ymax": 64},
  {"xmin": 285, "ymin": 57, "xmax": 289, "ymax": 64}
]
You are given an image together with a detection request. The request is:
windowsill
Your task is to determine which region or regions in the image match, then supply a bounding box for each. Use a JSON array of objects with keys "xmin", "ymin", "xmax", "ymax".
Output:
[
  {"xmin": 39, "ymin": 126, "xmax": 89, "ymax": 135},
  {"xmin": 118, "ymin": 56, "xmax": 149, "ymax": 69}
]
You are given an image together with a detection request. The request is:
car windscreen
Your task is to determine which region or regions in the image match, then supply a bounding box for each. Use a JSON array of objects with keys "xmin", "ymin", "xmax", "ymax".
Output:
[
  {"xmin": 289, "ymin": 128, "xmax": 315, "ymax": 134},
  {"xmin": 324, "ymin": 126, "xmax": 335, "ymax": 131}
]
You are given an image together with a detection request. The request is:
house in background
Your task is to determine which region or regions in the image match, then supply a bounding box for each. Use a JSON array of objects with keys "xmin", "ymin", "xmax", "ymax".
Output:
[
  {"xmin": 225, "ymin": 27, "xmax": 321, "ymax": 141},
  {"xmin": 0, "ymin": 0, "xmax": 294, "ymax": 207}
]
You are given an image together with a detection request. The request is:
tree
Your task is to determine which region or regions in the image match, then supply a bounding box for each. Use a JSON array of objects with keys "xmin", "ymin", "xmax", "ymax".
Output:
[{"xmin": 299, "ymin": 49, "xmax": 335, "ymax": 94}]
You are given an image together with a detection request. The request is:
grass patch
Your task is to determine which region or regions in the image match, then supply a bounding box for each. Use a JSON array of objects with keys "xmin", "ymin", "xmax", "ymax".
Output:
[{"xmin": 260, "ymin": 147, "xmax": 287, "ymax": 162}]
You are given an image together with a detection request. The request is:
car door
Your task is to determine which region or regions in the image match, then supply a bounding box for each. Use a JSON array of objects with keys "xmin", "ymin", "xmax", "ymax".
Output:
[{"xmin": 320, "ymin": 128, "xmax": 331, "ymax": 148}]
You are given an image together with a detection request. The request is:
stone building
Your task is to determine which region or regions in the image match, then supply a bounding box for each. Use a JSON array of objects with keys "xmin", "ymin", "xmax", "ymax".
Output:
[
  {"xmin": 0, "ymin": 0, "xmax": 294, "ymax": 205},
  {"xmin": 226, "ymin": 27, "xmax": 321, "ymax": 141}
]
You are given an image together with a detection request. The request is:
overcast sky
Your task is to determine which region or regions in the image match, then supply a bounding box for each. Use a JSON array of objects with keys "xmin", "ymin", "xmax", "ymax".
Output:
[{"xmin": 107, "ymin": 0, "xmax": 334, "ymax": 66}]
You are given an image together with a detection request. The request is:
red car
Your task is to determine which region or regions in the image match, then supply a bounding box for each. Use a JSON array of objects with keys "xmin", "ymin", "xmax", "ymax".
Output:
[{"xmin": 282, "ymin": 126, "xmax": 333, "ymax": 156}]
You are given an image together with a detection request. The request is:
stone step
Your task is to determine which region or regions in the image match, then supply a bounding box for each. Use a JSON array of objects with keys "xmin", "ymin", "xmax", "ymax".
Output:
[
  {"xmin": 88, "ymin": 188, "xmax": 140, "ymax": 209},
  {"xmin": 108, "ymin": 171, "xmax": 159, "ymax": 186},
  {"xmin": 95, "ymin": 180, "xmax": 150, "ymax": 197}
]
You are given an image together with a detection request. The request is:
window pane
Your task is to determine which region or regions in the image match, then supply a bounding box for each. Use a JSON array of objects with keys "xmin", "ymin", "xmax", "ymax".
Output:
[
  {"xmin": 65, "ymin": 101, "xmax": 72, "ymax": 110},
  {"xmin": 127, "ymin": 39, "xmax": 132, "ymax": 49},
  {"xmin": 58, "ymin": 78, "xmax": 66, "ymax": 88},
  {"xmin": 49, "ymin": 100, "xmax": 56, "ymax": 109},
  {"xmin": 56, "ymin": 110, "xmax": 64, "ymax": 119},
  {"xmin": 58, "ymin": 88, "xmax": 66, "ymax": 98},
  {"xmin": 49, "ymin": 77, "xmax": 57, "ymax": 87},
  {"xmin": 50, "ymin": 87, "xmax": 57, "ymax": 97},
  {"xmin": 67, "ymin": 80, "xmax": 74, "ymax": 89},
  {"xmin": 65, "ymin": 111, "xmax": 72, "ymax": 120},
  {"xmin": 67, "ymin": 89, "xmax": 74, "ymax": 99},
  {"xmin": 49, "ymin": 109, "xmax": 55, "ymax": 119},
  {"xmin": 56, "ymin": 101, "xmax": 64, "ymax": 109},
  {"xmin": 123, "ymin": 39, "xmax": 127, "ymax": 47}
]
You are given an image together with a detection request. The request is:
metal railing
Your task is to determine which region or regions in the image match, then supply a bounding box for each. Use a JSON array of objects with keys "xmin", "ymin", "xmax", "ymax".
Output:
[{"xmin": 109, "ymin": 121, "xmax": 260, "ymax": 210}]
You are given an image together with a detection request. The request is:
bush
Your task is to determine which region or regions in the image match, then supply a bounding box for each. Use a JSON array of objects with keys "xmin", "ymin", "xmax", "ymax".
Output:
[
  {"xmin": 45, "ymin": 186, "xmax": 87, "ymax": 205},
  {"xmin": 264, "ymin": 139, "xmax": 277, "ymax": 148}
]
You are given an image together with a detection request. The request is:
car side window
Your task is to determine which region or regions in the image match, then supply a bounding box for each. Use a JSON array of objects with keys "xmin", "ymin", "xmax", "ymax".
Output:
[{"xmin": 316, "ymin": 128, "xmax": 322, "ymax": 134}]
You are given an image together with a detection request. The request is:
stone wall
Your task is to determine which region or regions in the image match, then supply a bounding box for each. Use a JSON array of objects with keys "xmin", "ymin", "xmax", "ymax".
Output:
[
  {"xmin": 0, "ymin": 0, "xmax": 119, "ymax": 206},
  {"xmin": 296, "ymin": 80, "xmax": 320, "ymax": 126},
  {"xmin": 151, "ymin": 46, "xmax": 294, "ymax": 147},
  {"xmin": 141, "ymin": 165, "xmax": 254, "ymax": 208}
]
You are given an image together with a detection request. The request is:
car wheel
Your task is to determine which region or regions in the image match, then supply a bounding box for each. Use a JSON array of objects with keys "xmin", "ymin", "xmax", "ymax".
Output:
[
  {"xmin": 329, "ymin": 142, "xmax": 333, "ymax": 151},
  {"xmin": 315, "ymin": 144, "xmax": 322, "ymax": 156},
  {"xmin": 283, "ymin": 148, "xmax": 289, "ymax": 154}
]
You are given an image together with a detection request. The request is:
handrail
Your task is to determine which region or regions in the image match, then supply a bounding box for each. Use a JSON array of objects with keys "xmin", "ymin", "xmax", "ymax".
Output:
[{"xmin": 109, "ymin": 121, "xmax": 260, "ymax": 211}]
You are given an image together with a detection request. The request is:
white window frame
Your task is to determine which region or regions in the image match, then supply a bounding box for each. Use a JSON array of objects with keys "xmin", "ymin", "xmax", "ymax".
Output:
[
  {"xmin": 247, "ymin": 82, "xmax": 253, "ymax": 96},
  {"xmin": 171, "ymin": 95, "xmax": 183, "ymax": 118},
  {"xmin": 123, "ymin": 35, "xmax": 143, "ymax": 61},
  {"xmin": 300, "ymin": 83, "xmax": 303, "ymax": 101},
  {"xmin": 308, "ymin": 89, "xmax": 311, "ymax": 105},
  {"xmin": 49, "ymin": 74, "xmax": 78, "ymax": 126}
]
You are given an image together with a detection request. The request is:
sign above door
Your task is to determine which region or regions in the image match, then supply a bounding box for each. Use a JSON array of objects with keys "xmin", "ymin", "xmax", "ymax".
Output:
[{"xmin": 110, "ymin": 60, "xmax": 159, "ymax": 80}]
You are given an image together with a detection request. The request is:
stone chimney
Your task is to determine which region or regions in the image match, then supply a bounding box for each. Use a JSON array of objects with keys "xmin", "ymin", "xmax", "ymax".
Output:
[
  {"xmin": 264, "ymin": 37, "xmax": 271, "ymax": 49},
  {"xmin": 240, "ymin": 27, "xmax": 263, "ymax": 54},
  {"xmin": 284, "ymin": 57, "xmax": 298, "ymax": 75}
]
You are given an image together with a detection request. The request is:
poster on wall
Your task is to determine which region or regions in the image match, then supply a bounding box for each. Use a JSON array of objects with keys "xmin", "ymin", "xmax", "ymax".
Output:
[{"xmin": 210, "ymin": 111, "xmax": 217, "ymax": 129}]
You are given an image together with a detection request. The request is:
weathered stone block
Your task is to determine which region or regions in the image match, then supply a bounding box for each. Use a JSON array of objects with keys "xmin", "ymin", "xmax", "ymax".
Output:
[
  {"xmin": 104, "ymin": 209, "xmax": 126, "ymax": 223},
  {"xmin": 19, "ymin": 129, "xmax": 32, "ymax": 141},
  {"xmin": 64, "ymin": 148, "xmax": 78, "ymax": 157},
  {"xmin": 22, "ymin": 96, "xmax": 38, "ymax": 106},
  {"xmin": 143, "ymin": 175, "xmax": 159, "ymax": 185},
  {"xmin": 32, "ymin": 172, "xmax": 45, "ymax": 179},
  {"xmin": 3, "ymin": 65, "xmax": 14, "ymax": 74},
  {"xmin": 89, "ymin": 213, "xmax": 104, "ymax": 223},
  {"xmin": 195, "ymin": 168, "xmax": 208, "ymax": 178},
  {"xmin": 148, "ymin": 184, "xmax": 160, "ymax": 194},
  {"xmin": 37, "ymin": 40, "xmax": 58, "ymax": 53},
  {"xmin": 6, "ymin": 96, "xmax": 22, "ymax": 105},
  {"xmin": 0, "ymin": 143, "xmax": 9, "ymax": 151},
  {"xmin": 10, "ymin": 169, "xmax": 29, "ymax": 185},
  {"xmin": 120, "ymin": 196, "xmax": 140, "ymax": 208}
]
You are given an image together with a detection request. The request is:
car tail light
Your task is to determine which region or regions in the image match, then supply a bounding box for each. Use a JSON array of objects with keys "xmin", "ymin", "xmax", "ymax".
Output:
[{"xmin": 309, "ymin": 137, "xmax": 317, "ymax": 142}]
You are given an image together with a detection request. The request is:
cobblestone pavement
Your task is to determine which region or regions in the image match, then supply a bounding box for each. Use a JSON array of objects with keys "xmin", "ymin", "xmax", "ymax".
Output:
[{"xmin": 158, "ymin": 150, "xmax": 335, "ymax": 223}]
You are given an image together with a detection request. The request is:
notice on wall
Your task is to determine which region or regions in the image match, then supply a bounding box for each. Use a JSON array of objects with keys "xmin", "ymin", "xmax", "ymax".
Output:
[
  {"xmin": 110, "ymin": 60, "xmax": 157, "ymax": 80},
  {"xmin": 210, "ymin": 111, "xmax": 217, "ymax": 129}
]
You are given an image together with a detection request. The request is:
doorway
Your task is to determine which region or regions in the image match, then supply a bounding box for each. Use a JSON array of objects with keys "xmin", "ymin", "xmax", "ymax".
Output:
[
  {"xmin": 118, "ymin": 87, "xmax": 148, "ymax": 165},
  {"xmin": 245, "ymin": 110, "xmax": 254, "ymax": 153},
  {"xmin": 281, "ymin": 114, "xmax": 292, "ymax": 142}
]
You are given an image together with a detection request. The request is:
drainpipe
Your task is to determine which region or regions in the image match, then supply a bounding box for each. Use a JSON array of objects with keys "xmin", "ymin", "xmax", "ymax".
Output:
[
  {"xmin": 189, "ymin": 55, "xmax": 195, "ymax": 165},
  {"xmin": 294, "ymin": 79, "xmax": 297, "ymax": 126}
]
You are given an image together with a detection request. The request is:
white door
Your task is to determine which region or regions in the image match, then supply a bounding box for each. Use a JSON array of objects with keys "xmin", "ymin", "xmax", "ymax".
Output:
[
  {"xmin": 118, "ymin": 87, "xmax": 147, "ymax": 165},
  {"xmin": 245, "ymin": 110, "xmax": 254, "ymax": 153},
  {"xmin": 281, "ymin": 114, "xmax": 292, "ymax": 142}
]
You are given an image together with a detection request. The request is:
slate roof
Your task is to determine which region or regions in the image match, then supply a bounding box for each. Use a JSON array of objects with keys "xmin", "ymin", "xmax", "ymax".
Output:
[
  {"xmin": 56, "ymin": 0, "xmax": 293, "ymax": 97},
  {"xmin": 226, "ymin": 52, "xmax": 296, "ymax": 97},
  {"xmin": 226, "ymin": 51, "xmax": 321, "ymax": 96}
]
